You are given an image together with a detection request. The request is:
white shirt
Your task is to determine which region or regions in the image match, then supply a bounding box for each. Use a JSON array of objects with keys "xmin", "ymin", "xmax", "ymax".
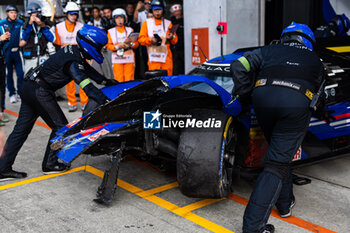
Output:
[{"xmin": 137, "ymin": 10, "xmax": 148, "ymax": 25}]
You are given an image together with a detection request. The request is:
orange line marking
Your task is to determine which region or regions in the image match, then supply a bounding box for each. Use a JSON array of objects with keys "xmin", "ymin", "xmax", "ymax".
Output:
[
  {"xmin": 228, "ymin": 193, "xmax": 337, "ymax": 233},
  {"xmin": 5, "ymin": 109, "xmax": 51, "ymax": 130}
]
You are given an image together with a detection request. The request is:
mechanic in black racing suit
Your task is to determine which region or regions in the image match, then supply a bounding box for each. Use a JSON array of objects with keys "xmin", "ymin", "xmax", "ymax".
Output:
[
  {"xmin": 230, "ymin": 22, "xmax": 324, "ymax": 233},
  {"xmin": 0, "ymin": 25, "xmax": 118, "ymax": 181}
]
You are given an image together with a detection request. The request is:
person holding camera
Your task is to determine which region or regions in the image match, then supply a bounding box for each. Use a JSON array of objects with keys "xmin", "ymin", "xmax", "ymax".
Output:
[
  {"xmin": 0, "ymin": 5, "xmax": 24, "ymax": 104},
  {"xmin": 20, "ymin": 3, "xmax": 55, "ymax": 76},
  {"xmin": 0, "ymin": 26, "xmax": 11, "ymax": 124},
  {"xmin": 138, "ymin": 0, "xmax": 178, "ymax": 76},
  {"xmin": 106, "ymin": 8, "xmax": 139, "ymax": 82}
]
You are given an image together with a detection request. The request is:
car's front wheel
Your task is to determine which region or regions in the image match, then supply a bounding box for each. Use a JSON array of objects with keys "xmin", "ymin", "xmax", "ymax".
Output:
[{"xmin": 177, "ymin": 109, "xmax": 236, "ymax": 198}]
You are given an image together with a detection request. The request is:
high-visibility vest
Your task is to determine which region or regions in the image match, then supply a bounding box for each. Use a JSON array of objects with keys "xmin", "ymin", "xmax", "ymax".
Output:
[
  {"xmin": 146, "ymin": 18, "xmax": 171, "ymax": 63},
  {"xmin": 108, "ymin": 26, "xmax": 135, "ymax": 64},
  {"xmin": 56, "ymin": 21, "xmax": 83, "ymax": 48}
]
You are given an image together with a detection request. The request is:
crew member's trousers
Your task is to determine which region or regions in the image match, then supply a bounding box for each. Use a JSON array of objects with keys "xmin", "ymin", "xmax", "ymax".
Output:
[
  {"xmin": 243, "ymin": 86, "xmax": 311, "ymax": 233},
  {"xmin": 0, "ymin": 80, "xmax": 68, "ymax": 172}
]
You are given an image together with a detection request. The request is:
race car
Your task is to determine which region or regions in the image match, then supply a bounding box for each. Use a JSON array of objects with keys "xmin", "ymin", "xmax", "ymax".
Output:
[{"xmin": 51, "ymin": 36, "xmax": 350, "ymax": 204}]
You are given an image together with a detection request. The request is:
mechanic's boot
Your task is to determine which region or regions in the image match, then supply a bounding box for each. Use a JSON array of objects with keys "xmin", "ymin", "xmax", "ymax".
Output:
[
  {"xmin": 68, "ymin": 105, "xmax": 78, "ymax": 112},
  {"xmin": 43, "ymin": 163, "xmax": 70, "ymax": 175},
  {"xmin": 278, "ymin": 198, "xmax": 296, "ymax": 218},
  {"xmin": 0, "ymin": 170, "xmax": 27, "ymax": 182},
  {"xmin": 261, "ymin": 224, "xmax": 275, "ymax": 233}
]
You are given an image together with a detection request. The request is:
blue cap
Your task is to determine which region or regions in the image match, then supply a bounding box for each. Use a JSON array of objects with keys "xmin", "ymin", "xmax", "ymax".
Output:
[
  {"xmin": 152, "ymin": 6, "xmax": 163, "ymax": 11},
  {"xmin": 68, "ymin": 11, "xmax": 79, "ymax": 15}
]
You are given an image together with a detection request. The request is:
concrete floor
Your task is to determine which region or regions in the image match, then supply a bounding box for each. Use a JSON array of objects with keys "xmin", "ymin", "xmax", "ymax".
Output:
[{"xmin": 0, "ymin": 97, "xmax": 349, "ymax": 233}]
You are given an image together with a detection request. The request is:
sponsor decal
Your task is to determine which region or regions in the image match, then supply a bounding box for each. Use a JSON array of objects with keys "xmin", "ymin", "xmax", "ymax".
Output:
[
  {"xmin": 88, "ymin": 129, "xmax": 109, "ymax": 142},
  {"xmin": 197, "ymin": 64, "xmax": 231, "ymax": 73},
  {"xmin": 272, "ymin": 80, "xmax": 300, "ymax": 90},
  {"xmin": 292, "ymin": 146, "xmax": 302, "ymax": 161},
  {"xmin": 67, "ymin": 117, "xmax": 82, "ymax": 128}
]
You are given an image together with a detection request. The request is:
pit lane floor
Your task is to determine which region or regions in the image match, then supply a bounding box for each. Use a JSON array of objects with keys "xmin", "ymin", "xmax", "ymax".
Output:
[{"xmin": 0, "ymin": 99, "xmax": 349, "ymax": 233}]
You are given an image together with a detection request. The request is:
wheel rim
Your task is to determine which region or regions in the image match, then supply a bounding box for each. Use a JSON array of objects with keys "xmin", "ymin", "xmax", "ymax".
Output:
[{"xmin": 220, "ymin": 118, "xmax": 237, "ymax": 191}]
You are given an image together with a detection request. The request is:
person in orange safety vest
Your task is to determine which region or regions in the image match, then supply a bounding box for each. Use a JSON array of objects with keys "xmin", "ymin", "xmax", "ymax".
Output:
[
  {"xmin": 138, "ymin": 0, "xmax": 178, "ymax": 76},
  {"xmin": 106, "ymin": 8, "xmax": 139, "ymax": 82},
  {"xmin": 55, "ymin": 2, "xmax": 87, "ymax": 112}
]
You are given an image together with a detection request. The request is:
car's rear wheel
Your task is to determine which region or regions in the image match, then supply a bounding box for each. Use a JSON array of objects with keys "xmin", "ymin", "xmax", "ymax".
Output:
[{"xmin": 177, "ymin": 109, "xmax": 236, "ymax": 198}]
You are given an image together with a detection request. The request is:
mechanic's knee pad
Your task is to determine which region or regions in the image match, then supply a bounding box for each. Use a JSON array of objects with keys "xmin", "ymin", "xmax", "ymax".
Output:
[{"xmin": 264, "ymin": 161, "xmax": 290, "ymax": 180}]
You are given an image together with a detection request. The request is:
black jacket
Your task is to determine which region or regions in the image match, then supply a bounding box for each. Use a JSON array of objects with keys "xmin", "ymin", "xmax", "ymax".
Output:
[
  {"xmin": 230, "ymin": 42, "xmax": 324, "ymax": 97},
  {"xmin": 40, "ymin": 45, "xmax": 109, "ymax": 104}
]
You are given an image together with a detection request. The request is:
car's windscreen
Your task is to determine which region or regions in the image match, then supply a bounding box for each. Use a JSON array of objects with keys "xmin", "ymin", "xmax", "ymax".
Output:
[{"xmin": 176, "ymin": 70, "xmax": 234, "ymax": 95}]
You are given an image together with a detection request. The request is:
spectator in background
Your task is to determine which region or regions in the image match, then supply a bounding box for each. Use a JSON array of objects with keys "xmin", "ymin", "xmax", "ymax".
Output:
[
  {"xmin": 139, "ymin": 0, "xmax": 178, "ymax": 76},
  {"xmin": 134, "ymin": 0, "xmax": 152, "ymax": 77},
  {"xmin": 55, "ymin": 2, "xmax": 86, "ymax": 112},
  {"xmin": 20, "ymin": 2, "xmax": 55, "ymax": 75},
  {"xmin": 134, "ymin": 0, "xmax": 152, "ymax": 26},
  {"xmin": 107, "ymin": 8, "xmax": 139, "ymax": 82},
  {"xmin": 100, "ymin": 9, "xmax": 105, "ymax": 18},
  {"xmin": 88, "ymin": 7, "xmax": 105, "ymax": 30},
  {"xmin": 0, "ymin": 27, "xmax": 10, "ymax": 125},
  {"xmin": 170, "ymin": 4, "xmax": 184, "ymax": 75},
  {"xmin": 0, "ymin": 5, "xmax": 24, "ymax": 104},
  {"xmin": 102, "ymin": 6, "xmax": 115, "ymax": 30},
  {"xmin": 125, "ymin": 3, "xmax": 139, "ymax": 32},
  {"xmin": 82, "ymin": 7, "xmax": 92, "ymax": 24}
]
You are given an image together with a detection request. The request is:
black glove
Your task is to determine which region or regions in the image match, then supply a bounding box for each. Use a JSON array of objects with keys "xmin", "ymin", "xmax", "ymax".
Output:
[{"xmin": 104, "ymin": 79, "xmax": 119, "ymax": 86}]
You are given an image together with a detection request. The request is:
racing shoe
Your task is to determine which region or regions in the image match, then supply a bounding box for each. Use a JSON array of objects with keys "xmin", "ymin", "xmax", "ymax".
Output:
[
  {"xmin": 261, "ymin": 224, "xmax": 275, "ymax": 233},
  {"xmin": 68, "ymin": 105, "xmax": 78, "ymax": 112},
  {"xmin": 0, "ymin": 170, "xmax": 27, "ymax": 182},
  {"xmin": 43, "ymin": 163, "xmax": 70, "ymax": 175},
  {"xmin": 279, "ymin": 198, "xmax": 296, "ymax": 218},
  {"xmin": 81, "ymin": 104, "xmax": 86, "ymax": 111},
  {"xmin": 9, "ymin": 95, "xmax": 17, "ymax": 103}
]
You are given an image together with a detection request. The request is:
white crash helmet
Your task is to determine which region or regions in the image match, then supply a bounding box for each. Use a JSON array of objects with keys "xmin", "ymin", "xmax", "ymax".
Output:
[
  {"xmin": 64, "ymin": 1, "xmax": 80, "ymax": 13},
  {"xmin": 170, "ymin": 4, "xmax": 182, "ymax": 13},
  {"xmin": 112, "ymin": 8, "xmax": 127, "ymax": 19}
]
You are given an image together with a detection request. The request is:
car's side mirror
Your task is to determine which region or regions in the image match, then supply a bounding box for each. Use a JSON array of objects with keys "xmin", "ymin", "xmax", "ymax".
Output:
[{"xmin": 144, "ymin": 69, "xmax": 168, "ymax": 79}]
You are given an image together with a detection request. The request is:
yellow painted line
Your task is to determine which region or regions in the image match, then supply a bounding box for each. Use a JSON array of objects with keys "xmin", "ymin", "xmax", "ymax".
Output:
[
  {"xmin": 137, "ymin": 182, "xmax": 179, "ymax": 197},
  {"xmin": 85, "ymin": 165, "xmax": 234, "ymax": 233},
  {"xmin": 173, "ymin": 198, "xmax": 225, "ymax": 216},
  {"xmin": 326, "ymin": 46, "xmax": 350, "ymax": 53},
  {"xmin": 0, "ymin": 166, "xmax": 85, "ymax": 191}
]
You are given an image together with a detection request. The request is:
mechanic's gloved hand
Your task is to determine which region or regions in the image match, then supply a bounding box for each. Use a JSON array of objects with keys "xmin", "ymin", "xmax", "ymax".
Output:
[{"xmin": 104, "ymin": 79, "xmax": 119, "ymax": 87}]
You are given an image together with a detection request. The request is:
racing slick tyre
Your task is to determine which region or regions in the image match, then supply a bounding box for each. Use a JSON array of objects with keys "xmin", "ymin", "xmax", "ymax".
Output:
[{"xmin": 177, "ymin": 109, "xmax": 236, "ymax": 198}]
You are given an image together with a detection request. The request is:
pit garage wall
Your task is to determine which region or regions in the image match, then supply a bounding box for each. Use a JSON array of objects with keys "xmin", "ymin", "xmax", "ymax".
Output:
[{"xmin": 183, "ymin": 0, "xmax": 260, "ymax": 73}]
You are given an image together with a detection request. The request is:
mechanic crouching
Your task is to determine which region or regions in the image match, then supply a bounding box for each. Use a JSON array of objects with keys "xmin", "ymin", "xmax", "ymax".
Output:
[
  {"xmin": 0, "ymin": 25, "xmax": 117, "ymax": 181},
  {"xmin": 230, "ymin": 22, "xmax": 324, "ymax": 233}
]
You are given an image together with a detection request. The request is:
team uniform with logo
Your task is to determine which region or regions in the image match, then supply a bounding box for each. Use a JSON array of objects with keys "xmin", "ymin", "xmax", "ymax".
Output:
[
  {"xmin": 139, "ymin": 17, "xmax": 178, "ymax": 76},
  {"xmin": 106, "ymin": 26, "xmax": 139, "ymax": 82}
]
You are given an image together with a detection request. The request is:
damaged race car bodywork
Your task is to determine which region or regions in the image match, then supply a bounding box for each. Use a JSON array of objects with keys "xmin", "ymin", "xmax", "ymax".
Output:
[{"xmin": 51, "ymin": 38, "xmax": 350, "ymax": 204}]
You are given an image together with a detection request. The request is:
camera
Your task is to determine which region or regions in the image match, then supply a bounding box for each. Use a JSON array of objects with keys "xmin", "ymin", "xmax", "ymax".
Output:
[{"xmin": 36, "ymin": 13, "xmax": 46, "ymax": 22}]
